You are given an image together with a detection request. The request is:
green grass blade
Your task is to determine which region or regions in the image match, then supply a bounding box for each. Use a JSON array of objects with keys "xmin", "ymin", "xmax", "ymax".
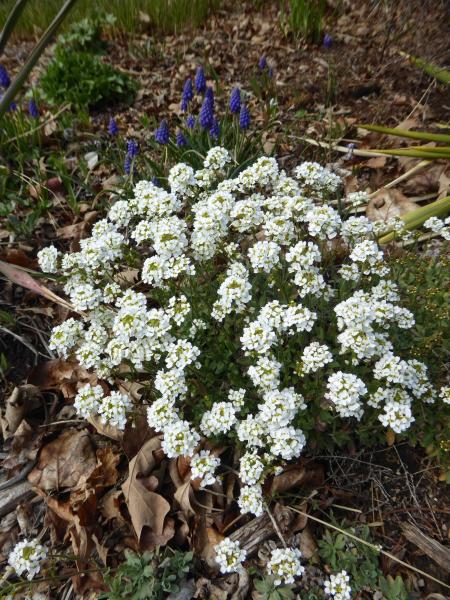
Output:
[
  {"xmin": 0, "ymin": 0, "xmax": 79, "ymax": 118},
  {"xmin": 357, "ymin": 124, "xmax": 450, "ymax": 144},
  {"xmin": 0, "ymin": 0, "xmax": 30, "ymax": 56},
  {"xmin": 402, "ymin": 52, "xmax": 450, "ymax": 86},
  {"xmin": 374, "ymin": 148, "xmax": 450, "ymax": 160},
  {"xmin": 378, "ymin": 195, "xmax": 450, "ymax": 244}
]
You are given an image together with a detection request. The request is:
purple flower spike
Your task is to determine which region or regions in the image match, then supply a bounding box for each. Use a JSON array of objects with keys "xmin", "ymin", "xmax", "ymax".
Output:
[
  {"xmin": 258, "ymin": 56, "xmax": 267, "ymax": 70},
  {"xmin": 205, "ymin": 86, "xmax": 215, "ymax": 109},
  {"xmin": 0, "ymin": 64, "xmax": 11, "ymax": 88},
  {"xmin": 268, "ymin": 67, "xmax": 274, "ymax": 78},
  {"xmin": 28, "ymin": 99, "xmax": 39, "ymax": 119},
  {"xmin": 108, "ymin": 116, "xmax": 118, "ymax": 135},
  {"xmin": 239, "ymin": 105, "xmax": 251, "ymax": 130},
  {"xmin": 127, "ymin": 139, "xmax": 139, "ymax": 157},
  {"xmin": 181, "ymin": 78, "xmax": 193, "ymax": 112},
  {"xmin": 323, "ymin": 33, "xmax": 333, "ymax": 49},
  {"xmin": 195, "ymin": 66, "xmax": 206, "ymax": 93},
  {"xmin": 151, "ymin": 176, "xmax": 161, "ymax": 187},
  {"xmin": 155, "ymin": 120, "xmax": 169, "ymax": 145},
  {"xmin": 176, "ymin": 130, "xmax": 187, "ymax": 147},
  {"xmin": 229, "ymin": 87, "xmax": 241, "ymax": 114},
  {"xmin": 186, "ymin": 115, "xmax": 196, "ymax": 129},
  {"xmin": 8, "ymin": 101, "xmax": 16, "ymax": 112},
  {"xmin": 210, "ymin": 118, "xmax": 220, "ymax": 140},
  {"xmin": 199, "ymin": 96, "xmax": 214, "ymax": 129},
  {"xmin": 124, "ymin": 154, "xmax": 132, "ymax": 175}
]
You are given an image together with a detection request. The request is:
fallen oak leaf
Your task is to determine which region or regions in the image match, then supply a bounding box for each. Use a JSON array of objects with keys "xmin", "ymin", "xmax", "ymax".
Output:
[
  {"xmin": 122, "ymin": 436, "xmax": 170, "ymax": 544},
  {"xmin": 28, "ymin": 429, "xmax": 96, "ymax": 492}
]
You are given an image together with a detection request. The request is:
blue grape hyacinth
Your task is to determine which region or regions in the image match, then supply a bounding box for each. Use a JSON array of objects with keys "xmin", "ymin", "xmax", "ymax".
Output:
[
  {"xmin": 239, "ymin": 105, "xmax": 251, "ymax": 130},
  {"xmin": 28, "ymin": 99, "xmax": 39, "ymax": 119},
  {"xmin": 258, "ymin": 56, "xmax": 267, "ymax": 70},
  {"xmin": 195, "ymin": 66, "xmax": 206, "ymax": 93},
  {"xmin": 108, "ymin": 116, "xmax": 118, "ymax": 135},
  {"xmin": 229, "ymin": 87, "xmax": 241, "ymax": 114},
  {"xmin": 0, "ymin": 64, "xmax": 10, "ymax": 88},
  {"xmin": 186, "ymin": 115, "xmax": 196, "ymax": 129},
  {"xmin": 199, "ymin": 95, "xmax": 214, "ymax": 129},
  {"xmin": 323, "ymin": 33, "xmax": 333, "ymax": 49},
  {"xmin": 210, "ymin": 118, "xmax": 220, "ymax": 139},
  {"xmin": 205, "ymin": 86, "xmax": 215, "ymax": 109},
  {"xmin": 127, "ymin": 139, "xmax": 139, "ymax": 157},
  {"xmin": 181, "ymin": 78, "xmax": 193, "ymax": 112},
  {"xmin": 176, "ymin": 130, "xmax": 187, "ymax": 147},
  {"xmin": 155, "ymin": 120, "xmax": 169, "ymax": 145},
  {"xmin": 124, "ymin": 154, "xmax": 132, "ymax": 175}
]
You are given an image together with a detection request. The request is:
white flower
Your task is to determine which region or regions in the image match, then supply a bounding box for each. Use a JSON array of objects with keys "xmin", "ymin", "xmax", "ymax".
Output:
[
  {"xmin": 98, "ymin": 391, "xmax": 132, "ymax": 430},
  {"xmin": 294, "ymin": 162, "xmax": 341, "ymax": 194},
  {"xmin": 239, "ymin": 451, "xmax": 265, "ymax": 485},
  {"xmin": 299, "ymin": 342, "xmax": 333, "ymax": 375},
  {"xmin": 8, "ymin": 539, "xmax": 47, "ymax": 580},
  {"xmin": 214, "ymin": 538, "xmax": 247, "ymax": 574},
  {"xmin": 440, "ymin": 385, "xmax": 450, "ymax": 404},
  {"xmin": 74, "ymin": 384, "xmax": 104, "ymax": 419},
  {"xmin": 305, "ymin": 205, "xmax": 341, "ymax": 239},
  {"xmin": 69, "ymin": 283, "xmax": 102, "ymax": 312},
  {"xmin": 204, "ymin": 146, "xmax": 231, "ymax": 171},
  {"xmin": 165, "ymin": 340, "xmax": 200, "ymax": 372},
  {"xmin": 236, "ymin": 414, "xmax": 266, "ymax": 448},
  {"xmin": 147, "ymin": 397, "xmax": 179, "ymax": 431},
  {"xmin": 268, "ymin": 426, "xmax": 306, "ymax": 460},
  {"xmin": 248, "ymin": 241, "xmax": 281, "ymax": 273},
  {"xmin": 168, "ymin": 162, "xmax": 195, "ymax": 195},
  {"xmin": 324, "ymin": 570, "xmax": 352, "ymax": 600},
  {"xmin": 238, "ymin": 484, "xmax": 264, "ymax": 516},
  {"xmin": 248, "ymin": 355, "xmax": 281, "ymax": 391},
  {"xmin": 162, "ymin": 419, "xmax": 200, "ymax": 458},
  {"xmin": 49, "ymin": 318, "xmax": 83, "ymax": 357},
  {"xmin": 258, "ymin": 387, "xmax": 305, "ymax": 429},
  {"xmin": 190, "ymin": 450, "xmax": 220, "ymax": 487},
  {"xmin": 201, "ymin": 402, "xmax": 237, "ymax": 436},
  {"xmin": 37, "ymin": 245, "xmax": 58, "ymax": 273},
  {"xmin": 266, "ymin": 547, "xmax": 304, "ymax": 586},
  {"xmin": 325, "ymin": 372, "xmax": 367, "ymax": 420}
]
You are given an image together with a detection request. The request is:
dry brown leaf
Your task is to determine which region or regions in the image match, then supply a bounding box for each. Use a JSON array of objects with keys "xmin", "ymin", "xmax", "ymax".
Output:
[
  {"xmin": 1, "ymin": 385, "xmax": 42, "ymax": 439},
  {"xmin": 366, "ymin": 188, "xmax": 417, "ymax": 222},
  {"xmin": 28, "ymin": 359, "xmax": 92, "ymax": 390},
  {"xmin": 365, "ymin": 155, "xmax": 387, "ymax": 169},
  {"xmin": 2, "ymin": 421, "xmax": 44, "ymax": 473},
  {"xmin": 270, "ymin": 465, "xmax": 306, "ymax": 494},
  {"xmin": 99, "ymin": 489, "xmax": 126, "ymax": 525},
  {"xmin": 87, "ymin": 414, "xmax": 123, "ymax": 442},
  {"xmin": 28, "ymin": 429, "xmax": 96, "ymax": 492},
  {"xmin": 298, "ymin": 526, "xmax": 318, "ymax": 559},
  {"xmin": 122, "ymin": 436, "xmax": 170, "ymax": 543},
  {"xmin": 56, "ymin": 221, "xmax": 89, "ymax": 240}
]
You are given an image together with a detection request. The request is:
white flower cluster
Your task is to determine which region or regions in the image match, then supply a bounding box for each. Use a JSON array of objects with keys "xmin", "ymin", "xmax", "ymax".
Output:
[
  {"xmin": 423, "ymin": 216, "xmax": 450, "ymax": 241},
  {"xmin": 214, "ymin": 538, "xmax": 247, "ymax": 574},
  {"xmin": 8, "ymin": 539, "xmax": 47, "ymax": 580},
  {"xmin": 266, "ymin": 547, "xmax": 304, "ymax": 585},
  {"xmin": 40, "ymin": 150, "xmax": 444, "ymax": 538},
  {"xmin": 324, "ymin": 570, "xmax": 352, "ymax": 600}
]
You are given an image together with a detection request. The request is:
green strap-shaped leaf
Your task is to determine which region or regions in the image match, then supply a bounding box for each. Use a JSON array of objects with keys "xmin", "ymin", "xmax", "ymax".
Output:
[
  {"xmin": 0, "ymin": 0, "xmax": 79, "ymax": 118},
  {"xmin": 0, "ymin": 0, "xmax": 30, "ymax": 57}
]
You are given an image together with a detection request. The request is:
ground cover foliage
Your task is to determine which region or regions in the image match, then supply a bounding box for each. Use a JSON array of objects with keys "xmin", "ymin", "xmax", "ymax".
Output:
[{"xmin": 0, "ymin": 1, "xmax": 449, "ymax": 599}]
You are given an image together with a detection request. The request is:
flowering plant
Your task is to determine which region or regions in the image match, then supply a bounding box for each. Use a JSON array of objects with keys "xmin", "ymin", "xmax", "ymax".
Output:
[{"xmin": 38, "ymin": 149, "xmax": 448, "ymax": 577}]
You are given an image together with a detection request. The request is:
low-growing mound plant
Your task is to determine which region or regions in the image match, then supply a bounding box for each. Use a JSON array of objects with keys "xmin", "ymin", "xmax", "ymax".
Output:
[
  {"xmin": 33, "ymin": 149, "xmax": 449, "ymax": 584},
  {"xmin": 40, "ymin": 46, "xmax": 137, "ymax": 109}
]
